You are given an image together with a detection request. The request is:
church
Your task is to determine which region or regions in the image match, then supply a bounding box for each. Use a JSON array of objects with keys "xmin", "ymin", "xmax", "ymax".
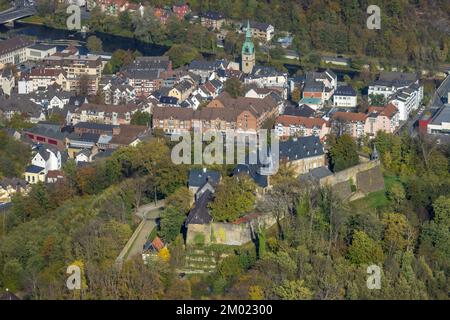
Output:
[{"xmin": 241, "ymin": 21, "xmax": 255, "ymax": 74}]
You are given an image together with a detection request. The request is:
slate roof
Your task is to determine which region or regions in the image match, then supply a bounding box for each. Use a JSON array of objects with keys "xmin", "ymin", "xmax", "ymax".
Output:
[
  {"xmin": 36, "ymin": 144, "xmax": 59, "ymax": 161},
  {"xmin": 201, "ymin": 11, "xmax": 225, "ymax": 20},
  {"xmin": 232, "ymin": 164, "xmax": 268, "ymax": 188},
  {"xmin": 250, "ymin": 65, "xmax": 285, "ymax": 78},
  {"xmin": 188, "ymin": 169, "xmax": 221, "ymax": 188},
  {"xmin": 74, "ymin": 122, "xmax": 118, "ymax": 132},
  {"xmin": 284, "ymin": 104, "xmax": 315, "ymax": 117},
  {"xmin": 25, "ymin": 124, "xmax": 67, "ymax": 141},
  {"xmin": 188, "ymin": 60, "xmax": 216, "ymax": 71},
  {"xmin": 247, "ymin": 21, "xmax": 272, "ymax": 31},
  {"xmin": 0, "ymin": 37, "xmax": 33, "ymax": 56},
  {"xmin": 430, "ymin": 104, "xmax": 450, "ymax": 126},
  {"xmin": 25, "ymin": 165, "xmax": 45, "ymax": 173},
  {"xmin": 159, "ymin": 96, "xmax": 179, "ymax": 105},
  {"xmin": 373, "ymin": 72, "xmax": 418, "ymax": 88},
  {"xmin": 279, "ymin": 136, "xmax": 325, "ymax": 161},
  {"xmin": 335, "ymin": 85, "xmax": 357, "ymax": 97},
  {"xmin": 185, "ymin": 189, "xmax": 213, "ymax": 225},
  {"xmin": 0, "ymin": 96, "xmax": 43, "ymax": 118}
]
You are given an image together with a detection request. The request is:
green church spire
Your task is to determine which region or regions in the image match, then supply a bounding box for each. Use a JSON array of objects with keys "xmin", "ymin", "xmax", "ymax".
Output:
[{"xmin": 242, "ymin": 20, "xmax": 254, "ymax": 55}]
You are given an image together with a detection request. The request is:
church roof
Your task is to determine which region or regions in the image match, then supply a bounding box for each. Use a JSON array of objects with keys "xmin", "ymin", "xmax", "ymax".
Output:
[{"xmin": 242, "ymin": 20, "xmax": 255, "ymax": 55}]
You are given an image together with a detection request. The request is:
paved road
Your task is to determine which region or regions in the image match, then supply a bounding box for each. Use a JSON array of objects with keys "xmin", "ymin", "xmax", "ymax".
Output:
[
  {"xmin": 126, "ymin": 219, "xmax": 157, "ymax": 260},
  {"xmin": 124, "ymin": 200, "xmax": 165, "ymax": 260},
  {"xmin": 134, "ymin": 199, "xmax": 165, "ymax": 220}
]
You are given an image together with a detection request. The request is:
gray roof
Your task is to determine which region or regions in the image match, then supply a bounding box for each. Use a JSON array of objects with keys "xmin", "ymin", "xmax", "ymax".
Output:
[
  {"xmin": 35, "ymin": 144, "xmax": 59, "ymax": 161},
  {"xmin": 250, "ymin": 65, "xmax": 285, "ymax": 78},
  {"xmin": 279, "ymin": 136, "xmax": 325, "ymax": 161},
  {"xmin": 28, "ymin": 44, "xmax": 55, "ymax": 51},
  {"xmin": 189, "ymin": 60, "xmax": 216, "ymax": 71},
  {"xmin": 188, "ymin": 169, "xmax": 221, "ymax": 188},
  {"xmin": 430, "ymin": 104, "xmax": 450, "ymax": 126},
  {"xmin": 232, "ymin": 164, "xmax": 268, "ymax": 188},
  {"xmin": 373, "ymin": 72, "xmax": 418, "ymax": 88},
  {"xmin": 25, "ymin": 165, "xmax": 45, "ymax": 173},
  {"xmin": 185, "ymin": 189, "xmax": 213, "ymax": 225},
  {"xmin": 247, "ymin": 21, "xmax": 272, "ymax": 31},
  {"xmin": 284, "ymin": 105, "xmax": 315, "ymax": 117},
  {"xmin": 74, "ymin": 122, "xmax": 118, "ymax": 132},
  {"xmin": 335, "ymin": 85, "xmax": 357, "ymax": 97},
  {"xmin": 25, "ymin": 124, "xmax": 67, "ymax": 141}
]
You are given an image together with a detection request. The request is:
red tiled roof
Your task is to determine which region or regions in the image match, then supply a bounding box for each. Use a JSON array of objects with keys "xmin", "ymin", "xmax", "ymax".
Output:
[
  {"xmin": 47, "ymin": 170, "xmax": 63, "ymax": 178},
  {"xmin": 30, "ymin": 68, "xmax": 65, "ymax": 78},
  {"xmin": 368, "ymin": 103, "xmax": 398, "ymax": 118},
  {"xmin": 232, "ymin": 213, "xmax": 262, "ymax": 225},
  {"xmin": 151, "ymin": 236, "xmax": 165, "ymax": 251},
  {"xmin": 276, "ymin": 115, "xmax": 326, "ymax": 128},
  {"xmin": 332, "ymin": 111, "xmax": 367, "ymax": 122}
]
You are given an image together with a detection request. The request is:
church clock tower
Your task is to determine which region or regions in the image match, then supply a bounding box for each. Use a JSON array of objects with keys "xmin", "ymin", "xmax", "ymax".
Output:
[{"xmin": 241, "ymin": 21, "xmax": 255, "ymax": 74}]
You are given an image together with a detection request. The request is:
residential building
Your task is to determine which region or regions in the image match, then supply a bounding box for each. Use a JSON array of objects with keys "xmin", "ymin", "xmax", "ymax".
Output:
[
  {"xmin": 331, "ymin": 104, "xmax": 400, "ymax": 138},
  {"xmin": 26, "ymin": 44, "xmax": 57, "ymax": 61},
  {"xmin": 152, "ymin": 92, "xmax": 279, "ymax": 134},
  {"xmin": 0, "ymin": 37, "xmax": 33, "ymax": 68},
  {"xmin": 20, "ymin": 68, "xmax": 69, "ymax": 93},
  {"xmin": 389, "ymin": 84, "xmax": 423, "ymax": 121},
  {"xmin": 275, "ymin": 115, "xmax": 330, "ymax": 140},
  {"xmin": 331, "ymin": 111, "xmax": 368, "ymax": 138},
  {"xmin": 0, "ymin": 178, "xmax": 29, "ymax": 203},
  {"xmin": 30, "ymin": 145, "xmax": 62, "ymax": 174},
  {"xmin": 368, "ymin": 72, "xmax": 419, "ymax": 100},
  {"xmin": 303, "ymin": 70, "xmax": 337, "ymax": 103},
  {"xmin": 102, "ymin": 82, "xmax": 136, "ymax": 105},
  {"xmin": 43, "ymin": 54, "xmax": 103, "ymax": 93},
  {"xmin": 188, "ymin": 168, "xmax": 221, "ymax": 197},
  {"xmin": 200, "ymin": 11, "xmax": 226, "ymax": 31},
  {"xmin": 121, "ymin": 56, "xmax": 171, "ymax": 96},
  {"xmin": 242, "ymin": 21, "xmax": 275, "ymax": 42},
  {"xmin": 333, "ymin": 85, "xmax": 357, "ymax": 108},
  {"xmin": 0, "ymin": 96, "xmax": 45, "ymax": 123},
  {"xmin": 68, "ymin": 103, "xmax": 146, "ymax": 125},
  {"xmin": 168, "ymin": 79, "xmax": 196, "ymax": 102},
  {"xmin": 0, "ymin": 68, "xmax": 15, "ymax": 96},
  {"xmin": 367, "ymin": 104, "xmax": 400, "ymax": 134},
  {"xmin": 172, "ymin": 4, "xmax": 191, "ymax": 20},
  {"xmin": 279, "ymin": 136, "xmax": 326, "ymax": 176},
  {"xmin": 188, "ymin": 60, "xmax": 218, "ymax": 83},
  {"xmin": 299, "ymin": 97, "xmax": 323, "ymax": 110},
  {"xmin": 245, "ymin": 66, "xmax": 288, "ymax": 89}
]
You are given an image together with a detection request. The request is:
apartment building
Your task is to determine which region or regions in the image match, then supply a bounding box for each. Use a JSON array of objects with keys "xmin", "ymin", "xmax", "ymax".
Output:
[
  {"xmin": 152, "ymin": 92, "xmax": 279, "ymax": 134},
  {"xmin": 275, "ymin": 115, "xmax": 330, "ymax": 140},
  {"xmin": 0, "ymin": 37, "xmax": 33, "ymax": 68}
]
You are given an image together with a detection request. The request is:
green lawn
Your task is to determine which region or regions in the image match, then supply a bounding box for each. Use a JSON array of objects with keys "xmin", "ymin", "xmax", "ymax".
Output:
[{"xmin": 351, "ymin": 175, "xmax": 404, "ymax": 210}]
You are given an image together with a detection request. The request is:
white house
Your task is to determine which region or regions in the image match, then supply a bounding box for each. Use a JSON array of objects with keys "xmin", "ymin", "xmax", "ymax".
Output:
[
  {"xmin": 368, "ymin": 72, "xmax": 419, "ymax": 100},
  {"xmin": 26, "ymin": 44, "xmax": 57, "ymax": 61},
  {"xmin": 31, "ymin": 145, "xmax": 62, "ymax": 174},
  {"xmin": 389, "ymin": 84, "xmax": 423, "ymax": 121},
  {"xmin": 333, "ymin": 85, "xmax": 357, "ymax": 108},
  {"xmin": 0, "ymin": 68, "xmax": 15, "ymax": 96},
  {"xmin": 243, "ymin": 21, "xmax": 275, "ymax": 42}
]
